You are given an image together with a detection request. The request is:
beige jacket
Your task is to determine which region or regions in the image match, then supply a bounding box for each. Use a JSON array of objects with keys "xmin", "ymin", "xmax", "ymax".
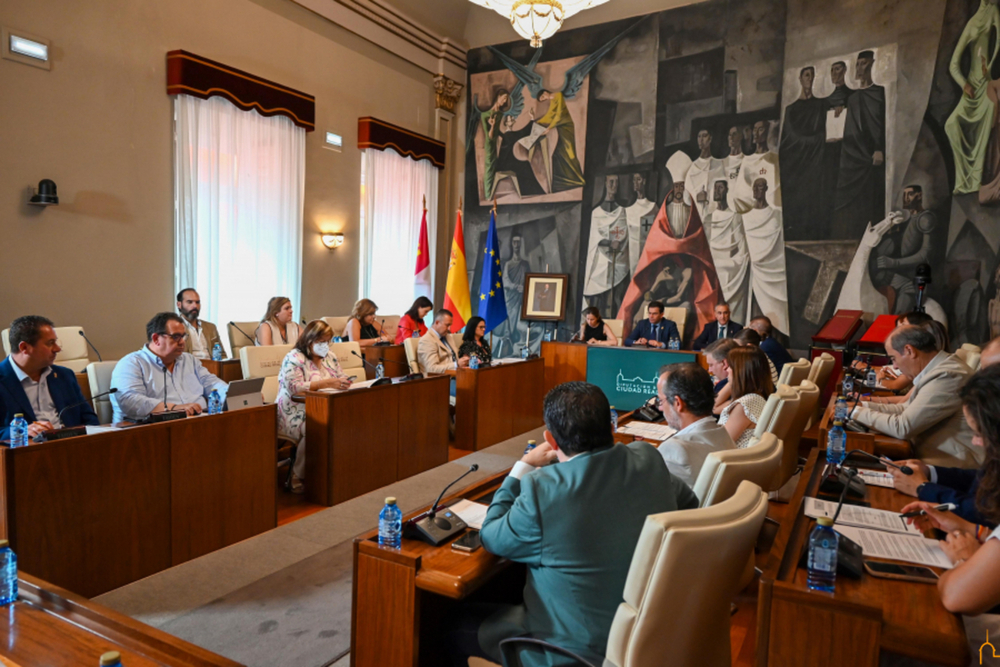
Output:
[
  {"xmin": 853, "ymin": 352, "xmax": 981, "ymax": 468},
  {"xmin": 417, "ymin": 329, "xmax": 457, "ymax": 375},
  {"xmin": 200, "ymin": 321, "xmax": 226, "ymax": 359}
]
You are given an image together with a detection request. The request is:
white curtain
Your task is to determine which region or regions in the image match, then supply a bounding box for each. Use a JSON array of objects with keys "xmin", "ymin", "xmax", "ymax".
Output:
[
  {"xmin": 174, "ymin": 94, "xmax": 304, "ymax": 351},
  {"xmin": 360, "ymin": 148, "xmax": 438, "ymax": 316}
]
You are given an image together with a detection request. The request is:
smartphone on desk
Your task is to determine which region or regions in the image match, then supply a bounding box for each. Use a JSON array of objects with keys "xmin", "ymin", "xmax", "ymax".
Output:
[
  {"xmin": 864, "ymin": 560, "xmax": 938, "ymax": 583},
  {"xmin": 452, "ymin": 530, "xmax": 482, "ymax": 553}
]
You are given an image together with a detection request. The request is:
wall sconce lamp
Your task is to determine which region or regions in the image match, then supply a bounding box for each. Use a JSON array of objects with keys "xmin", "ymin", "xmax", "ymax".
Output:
[
  {"xmin": 321, "ymin": 233, "xmax": 344, "ymax": 249},
  {"xmin": 29, "ymin": 179, "xmax": 59, "ymax": 206}
]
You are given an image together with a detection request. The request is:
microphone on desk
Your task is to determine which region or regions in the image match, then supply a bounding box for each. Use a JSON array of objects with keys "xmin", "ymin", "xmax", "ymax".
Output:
[
  {"xmin": 350, "ymin": 350, "xmax": 393, "ymax": 386},
  {"xmin": 58, "ymin": 388, "xmax": 117, "ymax": 423},
  {"xmin": 139, "ymin": 366, "xmax": 187, "ymax": 424},
  {"xmin": 229, "ymin": 321, "xmax": 256, "ymax": 346},
  {"xmin": 78, "ymin": 330, "xmax": 103, "ymax": 362},
  {"xmin": 842, "ymin": 449, "xmax": 913, "ymax": 475},
  {"xmin": 31, "ymin": 389, "xmax": 121, "ymax": 442},
  {"xmin": 407, "ymin": 464, "xmax": 479, "ymax": 545}
]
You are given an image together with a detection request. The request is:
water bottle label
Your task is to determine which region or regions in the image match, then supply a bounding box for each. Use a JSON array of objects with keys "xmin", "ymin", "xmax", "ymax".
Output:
[
  {"xmin": 376, "ymin": 363, "xmax": 385, "ymax": 379},
  {"xmin": 809, "ymin": 545, "xmax": 837, "ymax": 572}
]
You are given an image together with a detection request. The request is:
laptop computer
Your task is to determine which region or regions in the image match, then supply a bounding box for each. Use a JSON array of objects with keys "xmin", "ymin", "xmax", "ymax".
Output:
[{"xmin": 225, "ymin": 377, "xmax": 266, "ymax": 411}]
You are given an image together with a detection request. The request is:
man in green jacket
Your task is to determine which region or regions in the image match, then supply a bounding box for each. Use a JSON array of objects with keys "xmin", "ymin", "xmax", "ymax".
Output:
[{"xmin": 450, "ymin": 381, "xmax": 699, "ymax": 666}]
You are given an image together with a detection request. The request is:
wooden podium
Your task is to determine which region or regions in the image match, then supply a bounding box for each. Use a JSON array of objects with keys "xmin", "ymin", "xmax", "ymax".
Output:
[
  {"xmin": 541, "ymin": 341, "xmax": 589, "ymax": 395},
  {"xmin": 0, "ymin": 406, "xmax": 277, "ymax": 597},
  {"xmin": 304, "ymin": 375, "xmax": 450, "ymax": 506},
  {"xmin": 454, "ymin": 358, "xmax": 545, "ymax": 451}
]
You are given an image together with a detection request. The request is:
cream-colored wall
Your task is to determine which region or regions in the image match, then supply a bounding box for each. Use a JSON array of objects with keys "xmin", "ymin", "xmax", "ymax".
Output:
[{"xmin": 0, "ymin": 0, "xmax": 437, "ymax": 359}]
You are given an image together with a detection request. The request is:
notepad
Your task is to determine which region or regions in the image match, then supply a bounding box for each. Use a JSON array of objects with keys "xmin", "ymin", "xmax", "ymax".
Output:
[
  {"xmin": 318, "ymin": 378, "xmax": 378, "ymax": 393},
  {"xmin": 450, "ymin": 499, "xmax": 489, "ymax": 530},
  {"xmin": 616, "ymin": 422, "xmax": 677, "ymax": 441},
  {"xmin": 832, "ymin": 525, "xmax": 953, "ymax": 569},
  {"xmin": 857, "ymin": 470, "xmax": 894, "ymax": 488},
  {"xmin": 805, "ymin": 498, "xmax": 919, "ymax": 535}
]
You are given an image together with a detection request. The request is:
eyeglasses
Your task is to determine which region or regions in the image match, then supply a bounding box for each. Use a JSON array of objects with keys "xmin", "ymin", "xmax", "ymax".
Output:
[{"xmin": 158, "ymin": 332, "xmax": 188, "ymax": 342}]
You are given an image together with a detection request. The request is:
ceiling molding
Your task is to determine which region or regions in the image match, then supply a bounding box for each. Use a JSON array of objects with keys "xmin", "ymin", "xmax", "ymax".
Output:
[{"xmin": 291, "ymin": 0, "xmax": 467, "ymax": 81}]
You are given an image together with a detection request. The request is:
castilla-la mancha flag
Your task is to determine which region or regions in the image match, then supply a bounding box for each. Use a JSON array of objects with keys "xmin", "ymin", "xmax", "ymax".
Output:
[
  {"xmin": 414, "ymin": 202, "xmax": 432, "ymax": 300},
  {"xmin": 443, "ymin": 207, "xmax": 472, "ymax": 332}
]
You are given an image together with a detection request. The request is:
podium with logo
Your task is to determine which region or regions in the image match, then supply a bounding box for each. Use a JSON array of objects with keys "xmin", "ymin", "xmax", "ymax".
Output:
[{"xmin": 585, "ymin": 346, "xmax": 699, "ymax": 411}]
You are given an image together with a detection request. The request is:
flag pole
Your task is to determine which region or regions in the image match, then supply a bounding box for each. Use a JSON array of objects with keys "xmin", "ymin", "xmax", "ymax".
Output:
[{"xmin": 423, "ymin": 194, "xmax": 426, "ymax": 210}]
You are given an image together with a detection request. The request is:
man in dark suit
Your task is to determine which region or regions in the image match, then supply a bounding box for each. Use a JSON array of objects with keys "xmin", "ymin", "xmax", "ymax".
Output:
[
  {"xmin": 749, "ymin": 315, "xmax": 793, "ymax": 376},
  {"xmin": 449, "ymin": 382, "xmax": 699, "ymax": 666},
  {"xmin": 892, "ymin": 459, "xmax": 988, "ymax": 527},
  {"xmin": 0, "ymin": 316, "xmax": 98, "ymax": 440},
  {"xmin": 623, "ymin": 300, "xmax": 681, "ymax": 348},
  {"xmin": 692, "ymin": 302, "xmax": 743, "ymax": 351}
]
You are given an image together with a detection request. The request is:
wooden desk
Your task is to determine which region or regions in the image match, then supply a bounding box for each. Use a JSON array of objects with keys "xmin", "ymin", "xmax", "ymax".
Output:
[
  {"xmin": 755, "ymin": 449, "xmax": 968, "ymax": 667},
  {"xmin": 816, "ymin": 394, "xmax": 912, "ymax": 460},
  {"xmin": 305, "ymin": 375, "xmax": 450, "ymax": 506},
  {"xmin": 454, "ymin": 358, "xmax": 544, "ymax": 451},
  {"xmin": 352, "ymin": 470, "xmax": 515, "ymax": 667},
  {"xmin": 0, "ymin": 573, "xmax": 242, "ymax": 666},
  {"xmin": 0, "ymin": 406, "xmax": 277, "ymax": 597},
  {"xmin": 362, "ymin": 344, "xmax": 409, "ymax": 379},
  {"xmin": 199, "ymin": 358, "xmax": 244, "ymax": 383}
]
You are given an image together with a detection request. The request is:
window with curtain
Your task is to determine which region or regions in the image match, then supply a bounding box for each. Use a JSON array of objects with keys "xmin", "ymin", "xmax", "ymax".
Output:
[
  {"xmin": 360, "ymin": 147, "xmax": 438, "ymax": 316},
  {"xmin": 174, "ymin": 94, "xmax": 305, "ymax": 350}
]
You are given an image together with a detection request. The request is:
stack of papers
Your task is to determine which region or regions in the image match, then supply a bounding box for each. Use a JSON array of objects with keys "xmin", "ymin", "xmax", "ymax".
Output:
[
  {"xmin": 318, "ymin": 378, "xmax": 378, "ymax": 393},
  {"xmin": 857, "ymin": 470, "xmax": 894, "ymax": 488},
  {"xmin": 804, "ymin": 497, "xmax": 952, "ymax": 569},
  {"xmin": 491, "ymin": 358, "xmax": 526, "ymax": 365},
  {"xmin": 616, "ymin": 422, "xmax": 677, "ymax": 441},
  {"xmin": 450, "ymin": 499, "xmax": 489, "ymax": 530}
]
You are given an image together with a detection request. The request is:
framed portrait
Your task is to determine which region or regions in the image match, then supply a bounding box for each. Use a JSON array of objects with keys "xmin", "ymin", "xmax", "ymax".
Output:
[{"xmin": 521, "ymin": 273, "xmax": 569, "ymax": 321}]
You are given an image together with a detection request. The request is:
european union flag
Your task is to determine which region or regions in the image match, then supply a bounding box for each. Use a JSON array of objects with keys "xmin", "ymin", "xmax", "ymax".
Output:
[{"xmin": 477, "ymin": 209, "xmax": 508, "ymax": 334}]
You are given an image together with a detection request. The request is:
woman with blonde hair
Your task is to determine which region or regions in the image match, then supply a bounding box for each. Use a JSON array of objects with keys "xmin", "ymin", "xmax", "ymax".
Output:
[
  {"xmin": 345, "ymin": 298, "xmax": 389, "ymax": 347},
  {"xmin": 256, "ymin": 296, "xmax": 300, "ymax": 346},
  {"xmin": 276, "ymin": 320, "xmax": 352, "ymax": 492},
  {"xmin": 717, "ymin": 346, "xmax": 774, "ymax": 448}
]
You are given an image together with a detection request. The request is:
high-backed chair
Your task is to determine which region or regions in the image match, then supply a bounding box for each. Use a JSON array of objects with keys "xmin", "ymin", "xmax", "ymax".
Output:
[
  {"xmin": 86, "ymin": 361, "xmax": 117, "ymax": 424},
  {"xmin": 228, "ymin": 321, "xmax": 259, "ymax": 359},
  {"xmin": 499, "ymin": 481, "xmax": 768, "ymax": 667},
  {"xmin": 807, "ymin": 352, "xmax": 836, "ymax": 400},
  {"xmin": 606, "ymin": 319, "xmax": 624, "ymax": 345},
  {"xmin": 448, "ymin": 333, "xmax": 463, "ymax": 355},
  {"xmin": 661, "ymin": 307, "xmax": 688, "ymax": 345},
  {"xmin": 330, "ymin": 341, "xmax": 366, "ymax": 381},
  {"xmin": 777, "ymin": 358, "xmax": 810, "ymax": 387},
  {"xmin": 404, "ymin": 337, "xmax": 422, "ymax": 374},
  {"xmin": 321, "ymin": 316, "xmax": 350, "ymax": 338},
  {"xmin": 692, "ymin": 432, "xmax": 782, "ymax": 507},
  {"xmin": 747, "ymin": 386, "xmax": 800, "ymax": 451},
  {"xmin": 3, "ymin": 326, "xmax": 92, "ymax": 372},
  {"xmin": 957, "ymin": 343, "xmax": 982, "ymax": 371},
  {"xmin": 381, "ymin": 315, "xmax": 401, "ymax": 342},
  {"xmin": 239, "ymin": 344, "xmax": 292, "ymax": 403}
]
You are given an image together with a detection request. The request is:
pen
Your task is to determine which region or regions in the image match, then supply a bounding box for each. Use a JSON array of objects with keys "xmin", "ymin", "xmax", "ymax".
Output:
[{"xmin": 899, "ymin": 503, "xmax": 957, "ymax": 519}]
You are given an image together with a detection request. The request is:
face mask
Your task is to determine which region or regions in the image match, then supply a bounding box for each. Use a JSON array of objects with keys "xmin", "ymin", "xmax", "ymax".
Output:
[{"xmin": 313, "ymin": 342, "xmax": 330, "ymax": 358}]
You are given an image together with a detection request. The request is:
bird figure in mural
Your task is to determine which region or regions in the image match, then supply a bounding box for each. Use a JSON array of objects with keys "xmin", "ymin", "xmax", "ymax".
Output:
[{"xmin": 465, "ymin": 46, "xmax": 543, "ymax": 157}]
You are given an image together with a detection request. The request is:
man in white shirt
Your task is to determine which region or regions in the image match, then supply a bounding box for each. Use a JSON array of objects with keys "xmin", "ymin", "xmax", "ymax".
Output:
[
  {"xmin": 656, "ymin": 362, "xmax": 735, "ymax": 490},
  {"xmin": 176, "ymin": 288, "xmax": 226, "ymax": 360}
]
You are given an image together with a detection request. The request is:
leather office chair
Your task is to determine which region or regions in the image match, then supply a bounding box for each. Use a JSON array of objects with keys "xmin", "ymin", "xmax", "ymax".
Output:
[
  {"xmin": 777, "ymin": 358, "xmax": 810, "ymax": 387},
  {"xmin": 380, "ymin": 315, "xmax": 401, "ymax": 342},
  {"xmin": 747, "ymin": 385, "xmax": 800, "ymax": 453},
  {"xmin": 448, "ymin": 333, "xmax": 464, "ymax": 356},
  {"xmin": 807, "ymin": 352, "xmax": 835, "ymax": 391},
  {"xmin": 605, "ymin": 319, "xmax": 624, "ymax": 345},
  {"xmin": 692, "ymin": 432, "xmax": 782, "ymax": 507},
  {"xmin": 661, "ymin": 306, "xmax": 687, "ymax": 345},
  {"xmin": 330, "ymin": 341, "xmax": 366, "ymax": 381},
  {"xmin": 404, "ymin": 338, "xmax": 422, "ymax": 374},
  {"xmin": 3, "ymin": 326, "xmax": 93, "ymax": 372},
  {"xmin": 228, "ymin": 321, "xmax": 259, "ymax": 359},
  {"xmin": 499, "ymin": 481, "xmax": 769, "ymax": 667},
  {"xmin": 769, "ymin": 380, "xmax": 821, "ymax": 501},
  {"xmin": 86, "ymin": 361, "xmax": 117, "ymax": 424},
  {"xmin": 321, "ymin": 316, "xmax": 350, "ymax": 338}
]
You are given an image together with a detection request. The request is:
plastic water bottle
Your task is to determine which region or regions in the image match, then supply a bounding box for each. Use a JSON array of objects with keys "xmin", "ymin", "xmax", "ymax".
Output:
[
  {"xmin": 834, "ymin": 396, "xmax": 848, "ymax": 422},
  {"xmin": 100, "ymin": 651, "xmax": 123, "ymax": 666},
  {"xmin": 411, "ymin": 329, "xmax": 419, "ymax": 339},
  {"xmin": 0, "ymin": 540, "xmax": 16, "ymax": 605},
  {"xmin": 469, "ymin": 355, "xmax": 480, "ymax": 370},
  {"xmin": 866, "ymin": 367, "xmax": 878, "ymax": 388},
  {"xmin": 520, "ymin": 346, "xmax": 530, "ymax": 359},
  {"xmin": 544, "ymin": 330, "xmax": 553, "ymax": 342},
  {"xmin": 842, "ymin": 374, "xmax": 854, "ymax": 396},
  {"xmin": 524, "ymin": 439, "xmax": 537, "ymax": 455},
  {"xmin": 9, "ymin": 414, "xmax": 27, "ymax": 448},
  {"xmin": 670, "ymin": 337, "xmax": 680, "ymax": 351},
  {"xmin": 333, "ymin": 335, "xmax": 343, "ymax": 344},
  {"xmin": 826, "ymin": 419, "xmax": 846, "ymax": 465},
  {"xmin": 376, "ymin": 362, "xmax": 385, "ymax": 379},
  {"xmin": 212, "ymin": 342, "xmax": 223, "ymax": 361},
  {"xmin": 610, "ymin": 406, "xmax": 619, "ymax": 433},
  {"xmin": 807, "ymin": 517, "xmax": 838, "ymax": 592},
  {"xmin": 208, "ymin": 389, "xmax": 222, "ymax": 415},
  {"xmin": 378, "ymin": 497, "xmax": 402, "ymax": 549}
]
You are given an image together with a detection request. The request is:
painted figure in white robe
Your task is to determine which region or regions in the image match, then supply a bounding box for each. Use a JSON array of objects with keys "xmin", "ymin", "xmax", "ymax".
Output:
[
  {"xmin": 626, "ymin": 173, "xmax": 656, "ymax": 275},
  {"xmin": 583, "ymin": 175, "xmax": 630, "ymax": 317},
  {"xmin": 742, "ymin": 178, "xmax": 790, "ymax": 335},
  {"xmin": 704, "ymin": 179, "xmax": 750, "ymax": 324},
  {"xmin": 687, "ymin": 129, "xmax": 725, "ymax": 220},
  {"xmin": 734, "ymin": 121, "xmax": 781, "ymax": 213},
  {"xmin": 723, "ymin": 125, "xmax": 745, "ymax": 211}
]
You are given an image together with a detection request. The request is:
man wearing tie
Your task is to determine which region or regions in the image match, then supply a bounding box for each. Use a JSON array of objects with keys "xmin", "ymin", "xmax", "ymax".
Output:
[
  {"xmin": 0, "ymin": 316, "xmax": 98, "ymax": 439},
  {"xmin": 692, "ymin": 302, "xmax": 743, "ymax": 350},
  {"xmin": 417, "ymin": 310, "xmax": 470, "ymax": 396},
  {"xmin": 623, "ymin": 301, "xmax": 681, "ymax": 348}
]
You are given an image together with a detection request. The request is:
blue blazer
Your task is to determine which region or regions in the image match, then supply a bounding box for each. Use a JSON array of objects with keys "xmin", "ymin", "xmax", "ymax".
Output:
[
  {"xmin": 761, "ymin": 337, "xmax": 794, "ymax": 375},
  {"xmin": 917, "ymin": 466, "xmax": 986, "ymax": 527},
  {"xmin": 0, "ymin": 357, "xmax": 99, "ymax": 439},
  {"xmin": 624, "ymin": 318, "xmax": 681, "ymax": 347},
  {"xmin": 692, "ymin": 321, "xmax": 743, "ymax": 350}
]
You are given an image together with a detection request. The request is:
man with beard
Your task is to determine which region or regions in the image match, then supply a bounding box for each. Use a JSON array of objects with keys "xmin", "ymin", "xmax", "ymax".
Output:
[
  {"xmin": 831, "ymin": 50, "xmax": 886, "ymax": 239},
  {"xmin": 176, "ymin": 288, "xmax": 227, "ymax": 359},
  {"xmin": 870, "ymin": 185, "xmax": 938, "ymax": 314},
  {"xmin": 779, "ymin": 66, "xmax": 827, "ymax": 240}
]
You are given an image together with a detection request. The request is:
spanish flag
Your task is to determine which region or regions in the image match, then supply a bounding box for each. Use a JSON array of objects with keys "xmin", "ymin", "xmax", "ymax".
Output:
[{"xmin": 443, "ymin": 205, "xmax": 472, "ymax": 332}]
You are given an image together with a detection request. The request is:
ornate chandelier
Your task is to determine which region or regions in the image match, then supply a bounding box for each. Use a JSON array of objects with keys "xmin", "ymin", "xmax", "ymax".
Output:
[{"xmin": 469, "ymin": 0, "xmax": 610, "ymax": 48}]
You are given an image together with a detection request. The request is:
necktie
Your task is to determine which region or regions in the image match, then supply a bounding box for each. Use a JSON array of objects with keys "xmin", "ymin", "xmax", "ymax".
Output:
[
  {"xmin": 719, "ymin": 326, "xmax": 726, "ymax": 339},
  {"xmin": 653, "ymin": 324, "xmax": 659, "ymax": 342}
]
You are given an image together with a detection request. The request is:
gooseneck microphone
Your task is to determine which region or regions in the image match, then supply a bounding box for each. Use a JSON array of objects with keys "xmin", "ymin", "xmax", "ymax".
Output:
[
  {"xmin": 843, "ymin": 449, "xmax": 913, "ymax": 475},
  {"xmin": 350, "ymin": 350, "xmax": 393, "ymax": 386},
  {"xmin": 32, "ymin": 388, "xmax": 122, "ymax": 442},
  {"xmin": 429, "ymin": 464, "xmax": 480, "ymax": 520},
  {"xmin": 228, "ymin": 321, "xmax": 256, "ymax": 346},
  {"xmin": 78, "ymin": 330, "xmax": 103, "ymax": 362},
  {"xmin": 409, "ymin": 464, "xmax": 480, "ymax": 545},
  {"xmin": 57, "ymin": 388, "xmax": 117, "ymax": 422}
]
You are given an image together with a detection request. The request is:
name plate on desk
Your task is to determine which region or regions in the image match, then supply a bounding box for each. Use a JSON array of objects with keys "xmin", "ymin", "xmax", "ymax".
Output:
[{"xmin": 32, "ymin": 426, "xmax": 87, "ymax": 442}]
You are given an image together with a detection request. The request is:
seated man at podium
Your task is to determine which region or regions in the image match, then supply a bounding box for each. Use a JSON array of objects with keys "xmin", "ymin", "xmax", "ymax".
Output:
[
  {"xmin": 450, "ymin": 382, "xmax": 698, "ymax": 666},
  {"xmin": 692, "ymin": 302, "xmax": 742, "ymax": 351},
  {"xmin": 623, "ymin": 301, "xmax": 680, "ymax": 348},
  {"xmin": 0, "ymin": 315, "xmax": 98, "ymax": 439},
  {"xmin": 176, "ymin": 288, "xmax": 226, "ymax": 359},
  {"xmin": 111, "ymin": 312, "xmax": 229, "ymax": 423},
  {"xmin": 849, "ymin": 325, "xmax": 980, "ymax": 468}
]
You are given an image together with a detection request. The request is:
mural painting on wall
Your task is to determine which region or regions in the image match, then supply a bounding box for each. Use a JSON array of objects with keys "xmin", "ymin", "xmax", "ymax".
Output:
[{"xmin": 464, "ymin": 0, "xmax": 1000, "ymax": 353}]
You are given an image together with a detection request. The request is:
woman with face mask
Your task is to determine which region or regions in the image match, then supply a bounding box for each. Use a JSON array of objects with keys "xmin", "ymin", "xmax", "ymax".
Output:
[{"xmin": 276, "ymin": 320, "xmax": 352, "ymax": 492}]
